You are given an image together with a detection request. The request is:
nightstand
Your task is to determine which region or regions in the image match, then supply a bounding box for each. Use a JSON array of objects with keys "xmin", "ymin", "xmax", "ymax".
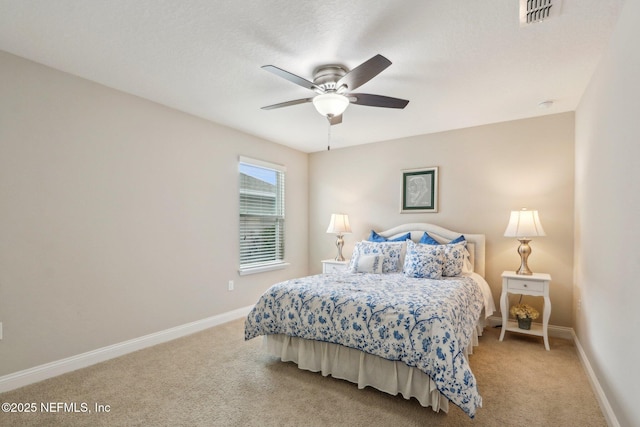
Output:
[
  {"xmin": 322, "ymin": 259, "xmax": 349, "ymax": 274},
  {"xmin": 499, "ymin": 271, "xmax": 552, "ymax": 350}
]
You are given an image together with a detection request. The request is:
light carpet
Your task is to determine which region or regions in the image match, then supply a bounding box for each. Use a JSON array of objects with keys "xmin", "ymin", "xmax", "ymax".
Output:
[{"xmin": 0, "ymin": 319, "xmax": 606, "ymax": 426}]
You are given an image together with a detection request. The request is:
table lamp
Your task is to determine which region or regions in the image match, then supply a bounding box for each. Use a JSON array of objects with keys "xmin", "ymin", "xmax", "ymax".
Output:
[
  {"xmin": 326, "ymin": 214, "xmax": 351, "ymax": 261},
  {"xmin": 504, "ymin": 208, "xmax": 546, "ymax": 275}
]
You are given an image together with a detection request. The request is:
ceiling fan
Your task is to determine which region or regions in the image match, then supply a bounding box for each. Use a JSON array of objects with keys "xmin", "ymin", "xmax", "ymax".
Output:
[{"xmin": 261, "ymin": 54, "xmax": 409, "ymax": 125}]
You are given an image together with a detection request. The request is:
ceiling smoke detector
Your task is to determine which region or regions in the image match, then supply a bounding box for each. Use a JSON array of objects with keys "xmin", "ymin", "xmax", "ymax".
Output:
[{"xmin": 520, "ymin": 0, "xmax": 562, "ymax": 25}]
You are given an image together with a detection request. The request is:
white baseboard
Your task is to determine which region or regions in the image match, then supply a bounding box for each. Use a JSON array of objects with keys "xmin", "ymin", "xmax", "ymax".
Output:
[
  {"xmin": 0, "ymin": 305, "xmax": 253, "ymax": 394},
  {"xmin": 572, "ymin": 331, "xmax": 619, "ymax": 427}
]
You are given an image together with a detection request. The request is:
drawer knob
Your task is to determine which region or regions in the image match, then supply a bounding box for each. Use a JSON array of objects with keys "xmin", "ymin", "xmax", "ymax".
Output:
[{"xmin": 523, "ymin": 284, "xmax": 528, "ymax": 287}]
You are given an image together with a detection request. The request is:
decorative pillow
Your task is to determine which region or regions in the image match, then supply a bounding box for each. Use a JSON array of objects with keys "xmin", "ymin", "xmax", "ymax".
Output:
[
  {"xmin": 402, "ymin": 241, "xmax": 444, "ymax": 279},
  {"xmin": 368, "ymin": 230, "xmax": 411, "ymax": 242},
  {"xmin": 462, "ymin": 244, "xmax": 474, "ymax": 274},
  {"xmin": 350, "ymin": 254, "xmax": 383, "ymax": 274},
  {"xmin": 442, "ymin": 242, "xmax": 467, "ymax": 277},
  {"xmin": 419, "ymin": 232, "xmax": 466, "ymax": 245},
  {"xmin": 349, "ymin": 241, "xmax": 404, "ymax": 273},
  {"xmin": 450, "ymin": 234, "xmax": 466, "ymax": 244},
  {"xmin": 418, "ymin": 232, "xmax": 440, "ymax": 245},
  {"xmin": 418, "ymin": 233, "xmax": 471, "ymax": 276}
]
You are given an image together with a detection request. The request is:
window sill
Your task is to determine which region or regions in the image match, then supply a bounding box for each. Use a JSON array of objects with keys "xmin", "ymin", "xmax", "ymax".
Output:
[{"xmin": 239, "ymin": 262, "xmax": 290, "ymax": 276}]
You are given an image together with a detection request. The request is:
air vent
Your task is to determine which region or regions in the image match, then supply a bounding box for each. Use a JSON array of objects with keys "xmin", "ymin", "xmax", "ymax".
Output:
[{"xmin": 520, "ymin": 0, "xmax": 562, "ymax": 25}]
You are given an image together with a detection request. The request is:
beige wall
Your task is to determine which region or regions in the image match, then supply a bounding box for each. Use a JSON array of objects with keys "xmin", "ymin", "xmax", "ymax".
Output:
[
  {"xmin": 309, "ymin": 113, "xmax": 575, "ymax": 327},
  {"xmin": 0, "ymin": 51, "xmax": 308, "ymax": 376},
  {"xmin": 575, "ymin": 0, "xmax": 640, "ymax": 425}
]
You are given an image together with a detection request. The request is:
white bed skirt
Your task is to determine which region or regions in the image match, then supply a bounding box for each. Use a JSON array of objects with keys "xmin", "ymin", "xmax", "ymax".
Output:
[{"xmin": 263, "ymin": 317, "xmax": 486, "ymax": 413}]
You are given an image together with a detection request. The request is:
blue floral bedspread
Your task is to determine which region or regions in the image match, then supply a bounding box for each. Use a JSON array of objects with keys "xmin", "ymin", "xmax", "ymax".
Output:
[{"xmin": 244, "ymin": 272, "xmax": 485, "ymax": 418}]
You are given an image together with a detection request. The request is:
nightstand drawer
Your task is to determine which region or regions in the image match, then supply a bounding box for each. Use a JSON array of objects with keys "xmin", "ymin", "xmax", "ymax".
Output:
[
  {"xmin": 507, "ymin": 278, "xmax": 544, "ymax": 292},
  {"xmin": 322, "ymin": 259, "xmax": 350, "ymax": 274},
  {"xmin": 324, "ymin": 263, "xmax": 345, "ymax": 273}
]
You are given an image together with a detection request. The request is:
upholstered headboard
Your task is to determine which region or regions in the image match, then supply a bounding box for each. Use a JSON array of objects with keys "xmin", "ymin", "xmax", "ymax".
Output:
[{"xmin": 376, "ymin": 223, "xmax": 486, "ymax": 278}]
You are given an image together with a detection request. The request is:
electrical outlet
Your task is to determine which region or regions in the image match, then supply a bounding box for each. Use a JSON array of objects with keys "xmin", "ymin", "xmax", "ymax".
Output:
[
  {"xmin": 228, "ymin": 280, "xmax": 234, "ymax": 291},
  {"xmin": 577, "ymin": 298, "xmax": 581, "ymax": 311}
]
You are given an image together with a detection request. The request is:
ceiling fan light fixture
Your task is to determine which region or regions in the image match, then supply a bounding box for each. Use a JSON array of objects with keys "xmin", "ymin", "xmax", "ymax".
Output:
[
  {"xmin": 312, "ymin": 93, "xmax": 349, "ymax": 117},
  {"xmin": 261, "ymin": 55, "xmax": 408, "ymax": 126}
]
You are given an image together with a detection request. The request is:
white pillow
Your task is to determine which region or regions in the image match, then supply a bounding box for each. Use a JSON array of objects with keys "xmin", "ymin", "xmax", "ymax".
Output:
[
  {"xmin": 402, "ymin": 241, "xmax": 444, "ymax": 279},
  {"xmin": 349, "ymin": 241, "xmax": 404, "ymax": 273},
  {"xmin": 351, "ymin": 254, "xmax": 383, "ymax": 274}
]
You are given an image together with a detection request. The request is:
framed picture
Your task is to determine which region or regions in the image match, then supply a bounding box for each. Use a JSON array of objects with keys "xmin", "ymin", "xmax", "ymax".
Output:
[{"xmin": 401, "ymin": 167, "xmax": 438, "ymax": 213}]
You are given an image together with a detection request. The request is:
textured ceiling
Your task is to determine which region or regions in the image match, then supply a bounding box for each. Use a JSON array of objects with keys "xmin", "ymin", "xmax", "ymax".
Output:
[{"xmin": 0, "ymin": 0, "xmax": 624, "ymax": 152}]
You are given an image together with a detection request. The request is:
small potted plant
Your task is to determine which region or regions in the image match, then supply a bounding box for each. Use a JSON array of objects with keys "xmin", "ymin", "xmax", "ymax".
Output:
[{"xmin": 509, "ymin": 302, "xmax": 539, "ymax": 330}]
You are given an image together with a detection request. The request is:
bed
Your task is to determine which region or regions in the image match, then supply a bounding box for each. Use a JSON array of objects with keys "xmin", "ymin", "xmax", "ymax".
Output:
[{"xmin": 244, "ymin": 223, "xmax": 495, "ymax": 418}]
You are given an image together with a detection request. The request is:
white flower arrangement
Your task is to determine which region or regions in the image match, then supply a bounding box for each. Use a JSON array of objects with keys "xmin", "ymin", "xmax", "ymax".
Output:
[{"xmin": 510, "ymin": 303, "xmax": 539, "ymax": 320}]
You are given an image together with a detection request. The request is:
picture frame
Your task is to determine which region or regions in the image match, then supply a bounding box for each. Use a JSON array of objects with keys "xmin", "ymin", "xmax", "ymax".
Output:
[{"xmin": 401, "ymin": 167, "xmax": 438, "ymax": 213}]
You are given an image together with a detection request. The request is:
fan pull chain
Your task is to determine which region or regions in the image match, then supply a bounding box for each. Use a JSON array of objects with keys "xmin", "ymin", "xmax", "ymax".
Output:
[{"xmin": 327, "ymin": 118, "xmax": 331, "ymax": 151}]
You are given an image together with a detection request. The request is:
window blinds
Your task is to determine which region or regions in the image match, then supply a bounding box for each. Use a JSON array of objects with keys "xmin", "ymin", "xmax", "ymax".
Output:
[{"xmin": 239, "ymin": 157, "xmax": 285, "ymax": 268}]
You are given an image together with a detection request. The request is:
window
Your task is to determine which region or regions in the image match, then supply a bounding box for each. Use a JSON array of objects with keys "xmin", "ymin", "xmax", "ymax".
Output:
[{"xmin": 238, "ymin": 156, "xmax": 287, "ymax": 275}]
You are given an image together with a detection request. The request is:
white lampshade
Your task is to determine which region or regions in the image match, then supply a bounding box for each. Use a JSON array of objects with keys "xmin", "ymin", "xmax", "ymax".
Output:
[
  {"xmin": 326, "ymin": 213, "xmax": 352, "ymax": 235},
  {"xmin": 313, "ymin": 93, "xmax": 350, "ymax": 117},
  {"xmin": 504, "ymin": 209, "xmax": 546, "ymax": 238}
]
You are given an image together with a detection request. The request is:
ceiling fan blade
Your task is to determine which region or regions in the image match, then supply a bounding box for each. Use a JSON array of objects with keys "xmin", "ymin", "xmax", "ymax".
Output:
[
  {"xmin": 349, "ymin": 93, "xmax": 409, "ymax": 109},
  {"xmin": 261, "ymin": 65, "xmax": 321, "ymax": 91},
  {"xmin": 261, "ymin": 98, "xmax": 313, "ymax": 110},
  {"xmin": 336, "ymin": 54, "xmax": 392, "ymax": 92},
  {"xmin": 328, "ymin": 114, "xmax": 343, "ymax": 125}
]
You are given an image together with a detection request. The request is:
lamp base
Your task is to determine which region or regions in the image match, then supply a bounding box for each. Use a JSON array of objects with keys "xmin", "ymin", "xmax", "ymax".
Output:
[
  {"xmin": 515, "ymin": 266, "xmax": 533, "ymax": 275},
  {"xmin": 515, "ymin": 239, "xmax": 533, "ymax": 275},
  {"xmin": 334, "ymin": 234, "xmax": 345, "ymax": 261}
]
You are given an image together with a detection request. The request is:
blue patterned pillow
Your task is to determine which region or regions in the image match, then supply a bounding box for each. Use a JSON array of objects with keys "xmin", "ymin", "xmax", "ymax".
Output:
[
  {"xmin": 402, "ymin": 241, "xmax": 444, "ymax": 279},
  {"xmin": 349, "ymin": 241, "xmax": 404, "ymax": 273},
  {"xmin": 442, "ymin": 242, "xmax": 467, "ymax": 277},
  {"xmin": 368, "ymin": 230, "xmax": 411, "ymax": 242},
  {"xmin": 417, "ymin": 233, "xmax": 469, "ymax": 276}
]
